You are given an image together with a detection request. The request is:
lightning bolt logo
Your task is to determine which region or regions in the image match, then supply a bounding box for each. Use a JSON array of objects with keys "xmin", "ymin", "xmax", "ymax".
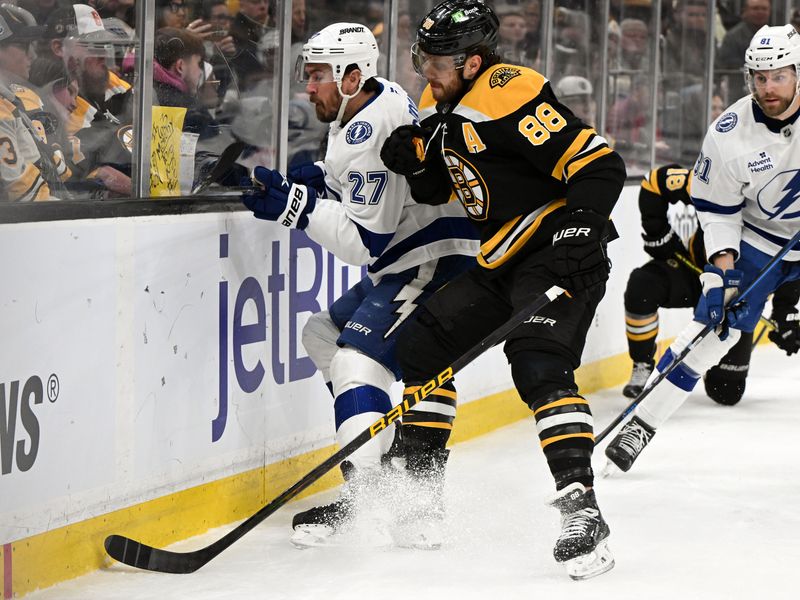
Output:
[
  {"xmin": 384, "ymin": 284, "xmax": 423, "ymax": 339},
  {"xmin": 758, "ymin": 169, "xmax": 800, "ymax": 220},
  {"xmin": 773, "ymin": 171, "xmax": 800, "ymax": 219},
  {"xmin": 384, "ymin": 262, "xmax": 435, "ymax": 339}
]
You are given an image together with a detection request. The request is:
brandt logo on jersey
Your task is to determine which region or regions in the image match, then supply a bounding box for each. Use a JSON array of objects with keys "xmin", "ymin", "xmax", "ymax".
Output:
[
  {"xmin": 715, "ymin": 112, "xmax": 738, "ymax": 133},
  {"xmin": 345, "ymin": 121, "xmax": 373, "ymax": 144},
  {"xmin": 756, "ymin": 169, "xmax": 800, "ymax": 220},
  {"xmin": 489, "ymin": 66, "xmax": 521, "ymax": 88}
]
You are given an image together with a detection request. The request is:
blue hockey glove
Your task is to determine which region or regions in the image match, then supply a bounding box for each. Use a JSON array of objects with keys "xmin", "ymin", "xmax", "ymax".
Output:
[
  {"xmin": 241, "ymin": 166, "xmax": 316, "ymax": 229},
  {"xmin": 693, "ymin": 265, "xmax": 747, "ymax": 339},
  {"xmin": 288, "ymin": 161, "xmax": 326, "ymax": 195}
]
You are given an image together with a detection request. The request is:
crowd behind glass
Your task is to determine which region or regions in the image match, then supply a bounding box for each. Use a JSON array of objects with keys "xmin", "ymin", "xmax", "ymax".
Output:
[{"xmin": 0, "ymin": 0, "xmax": 798, "ymax": 204}]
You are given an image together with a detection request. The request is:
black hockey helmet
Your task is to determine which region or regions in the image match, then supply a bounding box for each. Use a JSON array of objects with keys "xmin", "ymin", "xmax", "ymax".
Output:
[{"xmin": 416, "ymin": 0, "xmax": 499, "ymax": 57}]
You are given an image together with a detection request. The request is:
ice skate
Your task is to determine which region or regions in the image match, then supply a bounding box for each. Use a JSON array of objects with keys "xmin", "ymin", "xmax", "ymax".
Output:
[
  {"xmin": 604, "ymin": 415, "xmax": 656, "ymax": 472},
  {"xmin": 393, "ymin": 448, "xmax": 448, "ymax": 550},
  {"xmin": 622, "ymin": 361, "xmax": 654, "ymax": 398},
  {"xmin": 290, "ymin": 461, "xmax": 361, "ymax": 548},
  {"xmin": 547, "ymin": 482, "xmax": 614, "ymax": 580}
]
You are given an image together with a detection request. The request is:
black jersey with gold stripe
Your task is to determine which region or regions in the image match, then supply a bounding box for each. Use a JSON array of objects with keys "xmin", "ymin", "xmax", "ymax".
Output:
[
  {"xmin": 415, "ymin": 64, "xmax": 625, "ymax": 271},
  {"xmin": 639, "ymin": 164, "xmax": 705, "ymax": 268}
]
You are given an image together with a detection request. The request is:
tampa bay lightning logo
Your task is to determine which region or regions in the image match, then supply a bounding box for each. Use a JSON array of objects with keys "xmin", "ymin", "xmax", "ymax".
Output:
[
  {"xmin": 716, "ymin": 113, "xmax": 739, "ymax": 133},
  {"xmin": 716, "ymin": 112, "xmax": 738, "ymax": 133},
  {"xmin": 757, "ymin": 169, "xmax": 800, "ymax": 220},
  {"xmin": 345, "ymin": 121, "xmax": 373, "ymax": 144}
]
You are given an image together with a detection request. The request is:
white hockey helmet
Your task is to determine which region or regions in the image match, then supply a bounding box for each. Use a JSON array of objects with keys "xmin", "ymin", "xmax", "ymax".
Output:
[
  {"xmin": 744, "ymin": 24, "xmax": 800, "ymax": 71},
  {"xmin": 744, "ymin": 24, "xmax": 800, "ymax": 102},
  {"xmin": 296, "ymin": 22, "xmax": 379, "ymax": 84}
]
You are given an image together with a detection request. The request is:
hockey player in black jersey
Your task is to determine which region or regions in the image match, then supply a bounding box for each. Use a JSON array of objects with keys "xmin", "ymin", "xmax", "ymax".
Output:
[
  {"xmin": 381, "ymin": 0, "xmax": 625, "ymax": 580},
  {"xmin": 621, "ymin": 164, "xmax": 800, "ymax": 404}
]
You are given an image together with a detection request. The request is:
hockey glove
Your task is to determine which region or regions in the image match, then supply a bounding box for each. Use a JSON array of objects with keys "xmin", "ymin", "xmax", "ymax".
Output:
[
  {"xmin": 380, "ymin": 124, "xmax": 429, "ymax": 178},
  {"xmin": 551, "ymin": 209, "xmax": 611, "ymax": 294},
  {"xmin": 768, "ymin": 308, "xmax": 800, "ymax": 355},
  {"xmin": 642, "ymin": 226, "xmax": 687, "ymax": 262},
  {"xmin": 241, "ymin": 166, "xmax": 316, "ymax": 229},
  {"xmin": 693, "ymin": 265, "xmax": 748, "ymax": 339},
  {"xmin": 288, "ymin": 160, "xmax": 326, "ymax": 195}
]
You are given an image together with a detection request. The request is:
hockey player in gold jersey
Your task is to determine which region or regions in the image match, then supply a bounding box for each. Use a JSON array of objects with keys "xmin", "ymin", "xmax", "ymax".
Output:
[{"xmin": 381, "ymin": 0, "xmax": 625, "ymax": 580}]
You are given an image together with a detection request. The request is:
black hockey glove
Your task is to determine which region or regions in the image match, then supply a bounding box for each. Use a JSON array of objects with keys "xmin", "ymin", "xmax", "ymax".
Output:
[
  {"xmin": 768, "ymin": 308, "xmax": 800, "ymax": 356},
  {"xmin": 380, "ymin": 124, "xmax": 429, "ymax": 178},
  {"xmin": 642, "ymin": 226, "xmax": 687, "ymax": 262},
  {"xmin": 551, "ymin": 209, "xmax": 611, "ymax": 294}
]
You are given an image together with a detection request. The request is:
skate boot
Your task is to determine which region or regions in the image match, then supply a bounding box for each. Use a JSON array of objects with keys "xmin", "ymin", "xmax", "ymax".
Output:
[
  {"xmin": 604, "ymin": 415, "xmax": 656, "ymax": 473},
  {"xmin": 290, "ymin": 461, "xmax": 357, "ymax": 548},
  {"xmin": 622, "ymin": 361, "xmax": 654, "ymax": 398},
  {"xmin": 394, "ymin": 448, "xmax": 448, "ymax": 550},
  {"xmin": 547, "ymin": 482, "xmax": 614, "ymax": 580}
]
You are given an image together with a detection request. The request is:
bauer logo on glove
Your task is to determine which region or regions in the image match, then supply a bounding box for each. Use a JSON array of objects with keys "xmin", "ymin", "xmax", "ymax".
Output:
[{"xmin": 241, "ymin": 165, "xmax": 317, "ymax": 229}]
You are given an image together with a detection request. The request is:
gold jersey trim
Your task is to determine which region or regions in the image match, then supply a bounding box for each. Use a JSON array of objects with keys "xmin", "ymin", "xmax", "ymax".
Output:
[{"xmin": 478, "ymin": 198, "xmax": 566, "ymax": 269}]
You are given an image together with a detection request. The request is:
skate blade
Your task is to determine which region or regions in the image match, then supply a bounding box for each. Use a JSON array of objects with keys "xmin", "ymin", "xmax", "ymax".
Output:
[
  {"xmin": 564, "ymin": 539, "xmax": 615, "ymax": 581},
  {"xmin": 601, "ymin": 460, "xmax": 620, "ymax": 478},
  {"xmin": 392, "ymin": 521, "xmax": 443, "ymax": 551},
  {"xmin": 290, "ymin": 524, "xmax": 336, "ymax": 549}
]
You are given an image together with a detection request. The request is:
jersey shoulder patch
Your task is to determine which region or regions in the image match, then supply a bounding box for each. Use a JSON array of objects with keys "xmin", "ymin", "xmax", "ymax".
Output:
[{"xmin": 459, "ymin": 64, "xmax": 547, "ymax": 122}]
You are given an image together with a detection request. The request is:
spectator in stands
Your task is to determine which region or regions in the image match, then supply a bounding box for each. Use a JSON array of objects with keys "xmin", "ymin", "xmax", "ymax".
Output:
[
  {"xmin": 554, "ymin": 75, "xmax": 597, "ymax": 128},
  {"xmin": 0, "ymin": 4, "xmax": 68, "ymax": 201},
  {"xmin": 717, "ymin": 0, "xmax": 770, "ymax": 71},
  {"xmin": 292, "ymin": 0, "xmax": 307, "ymax": 44},
  {"xmin": 153, "ymin": 27, "xmax": 217, "ymax": 139},
  {"xmin": 230, "ymin": 0, "xmax": 276, "ymax": 89},
  {"xmin": 156, "ymin": 0, "xmax": 189, "ymax": 29},
  {"xmin": 791, "ymin": 8, "xmax": 800, "ymax": 34},
  {"xmin": 663, "ymin": 0, "xmax": 707, "ymax": 80},
  {"xmin": 56, "ymin": 4, "xmax": 134, "ymax": 196},
  {"xmin": 617, "ymin": 17, "xmax": 649, "ymax": 72},
  {"xmin": 496, "ymin": 3, "xmax": 535, "ymax": 67},
  {"xmin": 552, "ymin": 5, "xmax": 591, "ymax": 78},
  {"xmin": 95, "ymin": 0, "xmax": 135, "ymax": 27},
  {"xmin": 522, "ymin": 0, "xmax": 541, "ymax": 61}
]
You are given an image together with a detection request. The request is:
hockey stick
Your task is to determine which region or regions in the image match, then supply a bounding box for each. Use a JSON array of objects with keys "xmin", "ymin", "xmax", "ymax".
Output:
[
  {"xmin": 672, "ymin": 251, "xmax": 777, "ymax": 336},
  {"xmin": 105, "ymin": 285, "xmax": 568, "ymax": 573},
  {"xmin": 191, "ymin": 140, "xmax": 246, "ymax": 195},
  {"xmin": 595, "ymin": 231, "xmax": 800, "ymax": 445}
]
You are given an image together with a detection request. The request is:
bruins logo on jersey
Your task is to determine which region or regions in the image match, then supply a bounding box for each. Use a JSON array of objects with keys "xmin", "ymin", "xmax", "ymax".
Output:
[
  {"xmin": 443, "ymin": 149, "xmax": 489, "ymax": 220},
  {"xmin": 489, "ymin": 67, "xmax": 521, "ymax": 89}
]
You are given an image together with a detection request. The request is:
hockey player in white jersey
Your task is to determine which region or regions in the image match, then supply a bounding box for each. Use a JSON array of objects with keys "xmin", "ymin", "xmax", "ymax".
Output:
[
  {"xmin": 606, "ymin": 24, "xmax": 800, "ymax": 473},
  {"xmin": 241, "ymin": 23, "xmax": 478, "ymax": 547}
]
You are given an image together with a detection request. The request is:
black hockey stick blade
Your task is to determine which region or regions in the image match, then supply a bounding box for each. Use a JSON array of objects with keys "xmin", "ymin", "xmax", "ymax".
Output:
[
  {"xmin": 191, "ymin": 140, "xmax": 246, "ymax": 195},
  {"xmin": 595, "ymin": 231, "xmax": 800, "ymax": 445},
  {"xmin": 104, "ymin": 285, "xmax": 566, "ymax": 573}
]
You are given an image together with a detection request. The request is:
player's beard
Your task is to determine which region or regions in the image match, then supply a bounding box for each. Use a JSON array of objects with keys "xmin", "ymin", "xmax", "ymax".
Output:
[
  {"xmin": 312, "ymin": 94, "xmax": 342, "ymax": 123},
  {"xmin": 756, "ymin": 88, "xmax": 796, "ymax": 118},
  {"xmin": 429, "ymin": 73, "xmax": 468, "ymax": 105}
]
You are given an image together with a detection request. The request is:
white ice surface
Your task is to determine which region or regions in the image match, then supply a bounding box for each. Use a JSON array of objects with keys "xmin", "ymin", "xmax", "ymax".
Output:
[{"xmin": 28, "ymin": 343, "xmax": 800, "ymax": 600}]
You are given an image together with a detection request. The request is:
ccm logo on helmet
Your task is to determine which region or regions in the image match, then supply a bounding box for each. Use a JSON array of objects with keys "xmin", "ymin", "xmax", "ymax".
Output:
[
  {"xmin": 553, "ymin": 227, "xmax": 591, "ymax": 242},
  {"xmin": 339, "ymin": 26, "xmax": 364, "ymax": 34}
]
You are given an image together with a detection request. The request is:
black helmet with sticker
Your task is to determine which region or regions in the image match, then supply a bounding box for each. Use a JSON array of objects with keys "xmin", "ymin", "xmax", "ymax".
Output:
[{"xmin": 416, "ymin": 0, "xmax": 499, "ymax": 57}]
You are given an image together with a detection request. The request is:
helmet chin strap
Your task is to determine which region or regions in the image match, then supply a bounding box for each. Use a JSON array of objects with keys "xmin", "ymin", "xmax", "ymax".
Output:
[{"xmin": 331, "ymin": 78, "xmax": 366, "ymax": 133}]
